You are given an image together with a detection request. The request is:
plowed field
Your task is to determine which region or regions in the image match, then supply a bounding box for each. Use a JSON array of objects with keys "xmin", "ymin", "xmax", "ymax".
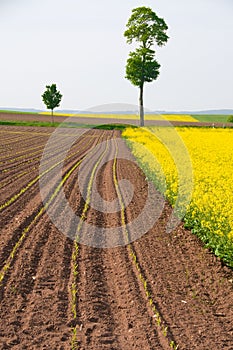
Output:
[{"xmin": 0, "ymin": 125, "xmax": 232, "ymax": 350}]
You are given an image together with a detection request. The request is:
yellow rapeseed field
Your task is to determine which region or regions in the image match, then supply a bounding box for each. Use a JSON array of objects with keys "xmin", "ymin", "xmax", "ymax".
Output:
[
  {"xmin": 122, "ymin": 126, "xmax": 233, "ymax": 262},
  {"xmin": 158, "ymin": 114, "xmax": 198, "ymax": 122},
  {"xmin": 40, "ymin": 112, "xmax": 198, "ymax": 122}
]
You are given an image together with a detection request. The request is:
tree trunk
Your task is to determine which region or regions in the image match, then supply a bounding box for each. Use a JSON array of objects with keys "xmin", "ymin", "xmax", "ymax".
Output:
[
  {"xmin": 51, "ymin": 109, "xmax": 54, "ymax": 124},
  {"xmin": 139, "ymin": 84, "xmax": 144, "ymax": 127}
]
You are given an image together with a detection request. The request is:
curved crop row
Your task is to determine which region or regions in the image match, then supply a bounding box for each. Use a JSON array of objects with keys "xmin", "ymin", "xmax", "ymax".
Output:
[
  {"xmin": 0, "ymin": 143, "xmax": 47, "ymax": 162},
  {"xmin": 0, "ymin": 131, "xmax": 95, "ymax": 212},
  {"xmin": 0, "ymin": 134, "xmax": 86, "ymax": 188},
  {"xmin": 112, "ymin": 138, "xmax": 179, "ymax": 349},
  {"xmin": 0, "ymin": 132, "xmax": 68, "ymax": 169},
  {"xmin": 0, "ymin": 132, "xmax": 48, "ymax": 153},
  {"xmin": 0, "ymin": 154, "xmax": 84, "ymax": 287},
  {"xmin": 70, "ymin": 133, "xmax": 110, "ymax": 349},
  {"xmin": 0, "ymin": 131, "xmax": 103, "ymax": 288}
]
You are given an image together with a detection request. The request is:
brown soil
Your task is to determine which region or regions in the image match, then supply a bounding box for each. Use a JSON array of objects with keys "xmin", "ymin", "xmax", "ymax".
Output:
[
  {"xmin": 0, "ymin": 113, "xmax": 67, "ymax": 123},
  {"xmin": 1, "ymin": 111, "xmax": 232, "ymax": 128},
  {"xmin": 0, "ymin": 125, "xmax": 232, "ymax": 350}
]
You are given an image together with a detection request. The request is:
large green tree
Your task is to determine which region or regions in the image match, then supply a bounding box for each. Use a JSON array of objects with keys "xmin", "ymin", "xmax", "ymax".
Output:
[
  {"xmin": 41, "ymin": 84, "xmax": 62, "ymax": 124},
  {"xmin": 124, "ymin": 7, "xmax": 169, "ymax": 126}
]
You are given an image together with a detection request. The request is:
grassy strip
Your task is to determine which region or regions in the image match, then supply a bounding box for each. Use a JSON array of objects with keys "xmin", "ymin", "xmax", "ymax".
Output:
[
  {"xmin": 0, "ymin": 110, "xmax": 38, "ymax": 114},
  {"xmin": 3, "ymin": 119, "xmax": 230, "ymax": 131},
  {"xmin": 0, "ymin": 120, "xmax": 97, "ymax": 128},
  {"xmin": 112, "ymin": 138, "xmax": 179, "ymax": 350},
  {"xmin": 94, "ymin": 124, "xmax": 131, "ymax": 131},
  {"xmin": 0, "ymin": 120, "xmax": 133, "ymax": 131},
  {"xmin": 0, "ymin": 120, "xmax": 61, "ymax": 127}
]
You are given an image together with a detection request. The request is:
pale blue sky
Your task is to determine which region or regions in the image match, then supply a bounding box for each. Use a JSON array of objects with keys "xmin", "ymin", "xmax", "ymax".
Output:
[{"xmin": 0, "ymin": 0, "xmax": 232, "ymax": 111}]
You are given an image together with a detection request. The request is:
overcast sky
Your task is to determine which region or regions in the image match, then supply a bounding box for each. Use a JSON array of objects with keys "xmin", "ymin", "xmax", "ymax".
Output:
[{"xmin": 0, "ymin": 0, "xmax": 232, "ymax": 111}]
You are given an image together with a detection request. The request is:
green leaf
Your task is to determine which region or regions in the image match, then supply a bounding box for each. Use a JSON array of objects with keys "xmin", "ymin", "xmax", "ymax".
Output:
[
  {"xmin": 124, "ymin": 6, "xmax": 169, "ymax": 47},
  {"xmin": 125, "ymin": 48, "xmax": 160, "ymax": 87},
  {"xmin": 41, "ymin": 83, "xmax": 62, "ymax": 111}
]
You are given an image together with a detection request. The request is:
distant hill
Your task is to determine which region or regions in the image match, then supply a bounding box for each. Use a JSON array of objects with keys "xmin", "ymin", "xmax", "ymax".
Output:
[
  {"xmin": 37, "ymin": 108, "xmax": 233, "ymax": 115},
  {"xmin": 155, "ymin": 109, "xmax": 233, "ymax": 115},
  {"xmin": 0, "ymin": 107, "xmax": 233, "ymax": 115}
]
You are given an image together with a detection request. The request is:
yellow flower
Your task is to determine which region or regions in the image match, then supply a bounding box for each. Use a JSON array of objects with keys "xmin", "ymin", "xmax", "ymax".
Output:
[{"xmin": 123, "ymin": 126, "xmax": 233, "ymax": 241}]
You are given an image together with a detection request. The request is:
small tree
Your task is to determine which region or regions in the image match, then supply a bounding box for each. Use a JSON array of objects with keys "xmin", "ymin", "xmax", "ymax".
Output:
[
  {"xmin": 227, "ymin": 115, "xmax": 233, "ymax": 123},
  {"xmin": 124, "ymin": 7, "xmax": 169, "ymax": 126},
  {"xmin": 42, "ymin": 84, "xmax": 62, "ymax": 124}
]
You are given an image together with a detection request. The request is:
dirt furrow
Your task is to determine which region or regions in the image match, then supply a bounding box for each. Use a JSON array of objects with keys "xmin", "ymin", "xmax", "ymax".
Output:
[
  {"xmin": 0, "ymin": 131, "xmax": 102, "ymax": 349},
  {"xmin": 73, "ymin": 135, "xmax": 121, "ymax": 349},
  {"xmin": 74, "ymin": 135, "xmax": 166, "ymax": 349},
  {"xmin": 117, "ymin": 148, "xmax": 233, "ymax": 350},
  {"xmin": 0, "ymin": 130, "xmax": 96, "ymax": 227},
  {"xmin": 0, "ymin": 126, "xmax": 232, "ymax": 350},
  {"xmin": 130, "ymin": 218, "xmax": 233, "ymax": 349},
  {"xmin": 0, "ymin": 129, "xmax": 103, "ymax": 276},
  {"xmin": 0, "ymin": 217, "xmax": 73, "ymax": 349}
]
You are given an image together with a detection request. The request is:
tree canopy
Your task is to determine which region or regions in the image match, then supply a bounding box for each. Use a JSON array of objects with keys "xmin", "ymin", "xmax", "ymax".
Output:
[
  {"xmin": 124, "ymin": 7, "xmax": 169, "ymax": 126},
  {"xmin": 124, "ymin": 6, "xmax": 169, "ymax": 48},
  {"xmin": 125, "ymin": 48, "xmax": 160, "ymax": 87},
  {"xmin": 41, "ymin": 84, "xmax": 62, "ymax": 124}
]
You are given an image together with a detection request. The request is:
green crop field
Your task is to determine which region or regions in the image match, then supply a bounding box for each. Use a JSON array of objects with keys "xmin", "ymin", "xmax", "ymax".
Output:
[{"xmin": 192, "ymin": 115, "xmax": 231, "ymax": 123}]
